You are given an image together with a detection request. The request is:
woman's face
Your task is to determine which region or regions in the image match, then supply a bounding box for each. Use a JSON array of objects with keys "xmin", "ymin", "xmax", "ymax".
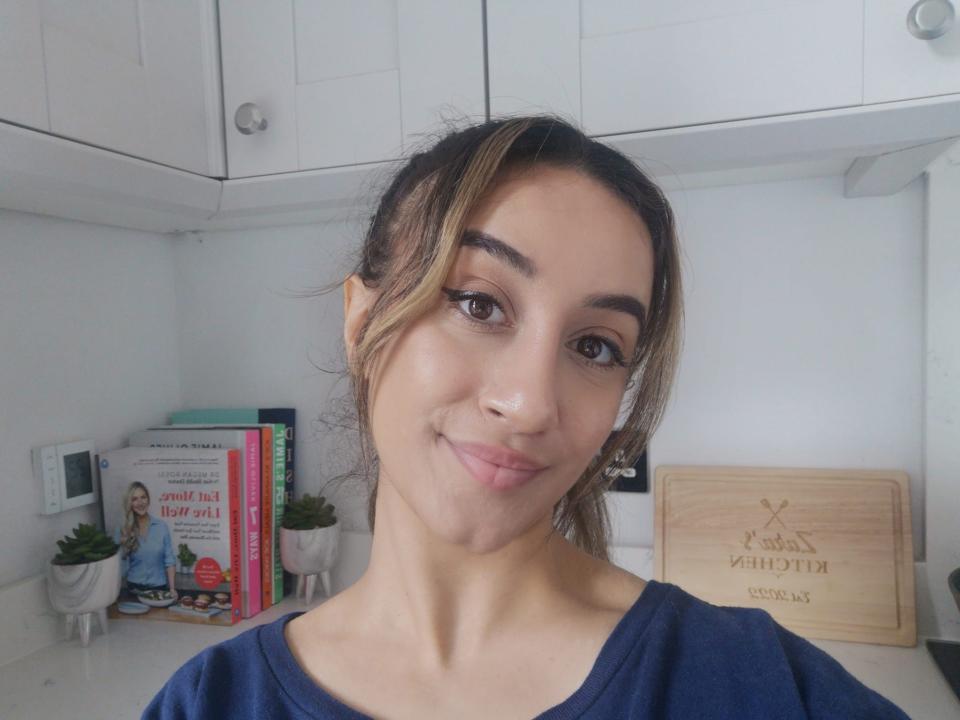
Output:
[
  {"xmin": 355, "ymin": 164, "xmax": 655, "ymax": 553},
  {"xmin": 130, "ymin": 487, "xmax": 149, "ymax": 517}
]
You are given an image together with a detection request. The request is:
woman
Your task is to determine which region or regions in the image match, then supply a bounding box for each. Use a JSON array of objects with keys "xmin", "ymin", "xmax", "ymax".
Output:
[
  {"xmin": 116, "ymin": 481, "xmax": 177, "ymax": 599},
  {"xmin": 144, "ymin": 116, "xmax": 909, "ymax": 719}
]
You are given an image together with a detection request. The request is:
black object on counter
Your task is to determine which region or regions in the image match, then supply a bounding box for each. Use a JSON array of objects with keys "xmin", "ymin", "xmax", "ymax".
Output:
[{"xmin": 927, "ymin": 638, "xmax": 960, "ymax": 702}]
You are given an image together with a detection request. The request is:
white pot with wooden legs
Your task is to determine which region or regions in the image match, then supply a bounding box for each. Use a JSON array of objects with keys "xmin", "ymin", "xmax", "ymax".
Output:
[
  {"xmin": 280, "ymin": 521, "xmax": 341, "ymax": 604},
  {"xmin": 47, "ymin": 553, "xmax": 122, "ymax": 647}
]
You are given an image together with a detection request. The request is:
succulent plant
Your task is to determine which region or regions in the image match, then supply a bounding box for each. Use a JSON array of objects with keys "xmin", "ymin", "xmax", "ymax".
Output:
[
  {"xmin": 282, "ymin": 493, "xmax": 337, "ymax": 531},
  {"xmin": 52, "ymin": 523, "xmax": 119, "ymax": 566},
  {"xmin": 177, "ymin": 543, "xmax": 197, "ymax": 566}
]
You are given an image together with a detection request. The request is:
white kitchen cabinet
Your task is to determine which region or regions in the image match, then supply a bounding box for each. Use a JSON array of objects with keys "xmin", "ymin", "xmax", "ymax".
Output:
[
  {"xmin": 2, "ymin": 0, "xmax": 959, "ymax": 233},
  {"xmin": 0, "ymin": 0, "xmax": 48, "ymax": 130},
  {"xmin": 3, "ymin": 0, "xmax": 225, "ymax": 177},
  {"xmin": 486, "ymin": 0, "xmax": 582, "ymax": 124},
  {"xmin": 489, "ymin": 0, "xmax": 864, "ymax": 136},
  {"xmin": 865, "ymin": 0, "xmax": 960, "ymax": 104},
  {"xmin": 219, "ymin": 0, "xmax": 485, "ymax": 178},
  {"xmin": 582, "ymin": 0, "xmax": 863, "ymax": 135}
]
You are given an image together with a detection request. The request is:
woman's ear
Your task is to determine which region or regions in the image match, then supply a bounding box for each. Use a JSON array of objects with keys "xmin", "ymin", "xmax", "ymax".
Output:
[{"xmin": 343, "ymin": 273, "xmax": 378, "ymax": 365}]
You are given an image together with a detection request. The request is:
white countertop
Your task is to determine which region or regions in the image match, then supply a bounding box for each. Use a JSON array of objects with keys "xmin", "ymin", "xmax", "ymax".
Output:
[
  {"xmin": 1, "ymin": 597, "xmax": 957, "ymax": 720},
  {"xmin": 0, "ymin": 597, "xmax": 324, "ymax": 720}
]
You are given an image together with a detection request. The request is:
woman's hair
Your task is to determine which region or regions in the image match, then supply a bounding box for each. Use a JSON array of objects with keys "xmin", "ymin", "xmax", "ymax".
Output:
[
  {"xmin": 318, "ymin": 114, "xmax": 683, "ymax": 562},
  {"xmin": 120, "ymin": 481, "xmax": 150, "ymax": 555}
]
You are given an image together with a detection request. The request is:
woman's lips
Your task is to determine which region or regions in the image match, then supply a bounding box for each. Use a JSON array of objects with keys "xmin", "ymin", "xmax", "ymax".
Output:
[{"xmin": 443, "ymin": 437, "xmax": 544, "ymax": 490}]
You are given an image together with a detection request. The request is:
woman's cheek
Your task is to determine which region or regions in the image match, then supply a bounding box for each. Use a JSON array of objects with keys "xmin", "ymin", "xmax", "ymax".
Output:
[
  {"xmin": 371, "ymin": 320, "xmax": 478, "ymax": 436},
  {"xmin": 414, "ymin": 323, "xmax": 485, "ymax": 398},
  {"xmin": 566, "ymin": 377, "xmax": 623, "ymax": 460}
]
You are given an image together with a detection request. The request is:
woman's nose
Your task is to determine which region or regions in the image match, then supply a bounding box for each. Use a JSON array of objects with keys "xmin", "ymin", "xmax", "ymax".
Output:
[{"xmin": 479, "ymin": 335, "xmax": 561, "ymax": 434}]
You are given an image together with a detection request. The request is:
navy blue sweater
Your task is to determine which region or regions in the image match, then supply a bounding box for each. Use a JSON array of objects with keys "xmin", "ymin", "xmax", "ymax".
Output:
[{"xmin": 142, "ymin": 578, "xmax": 911, "ymax": 719}]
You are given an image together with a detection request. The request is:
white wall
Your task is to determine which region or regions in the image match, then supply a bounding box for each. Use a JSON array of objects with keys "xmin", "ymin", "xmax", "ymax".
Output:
[
  {"xmin": 0, "ymin": 171, "xmax": 929, "ymax": 589},
  {"xmin": 0, "ymin": 209, "xmax": 181, "ymax": 588},
  {"xmin": 172, "ymin": 216, "xmax": 373, "ymax": 531},
  {"xmin": 612, "ymin": 174, "xmax": 927, "ymax": 564},
  {"xmin": 922, "ymin": 158, "xmax": 960, "ymax": 640},
  {"xmin": 170, "ymin": 173, "xmax": 927, "ymax": 568}
]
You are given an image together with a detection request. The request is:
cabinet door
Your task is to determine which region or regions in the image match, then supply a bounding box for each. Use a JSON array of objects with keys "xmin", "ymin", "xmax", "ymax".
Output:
[
  {"xmin": 40, "ymin": 0, "xmax": 224, "ymax": 176},
  {"xmin": 865, "ymin": 0, "xmax": 960, "ymax": 104},
  {"xmin": 488, "ymin": 0, "xmax": 863, "ymax": 136},
  {"xmin": 581, "ymin": 0, "xmax": 863, "ymax": 135},
  {"xmin": 0, "ymin": 0, "xmax": 48, "ymax": 130},
  {"xmin": 220, "ymin": 0, "xmax": 484, "ymax": 178},
  {"xmin": 487, "ymin": 0, "xmax": 581, "ymax": 124}
]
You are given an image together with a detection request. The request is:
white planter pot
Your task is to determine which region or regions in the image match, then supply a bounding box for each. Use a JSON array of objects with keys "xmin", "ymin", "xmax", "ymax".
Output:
[
  {"xmin": 47, "ymin": 553, "xmax": 121, "ymax": 647},
  {"xmin": 280, "ymin": 522, "xmax": 341, "ymax": 603}
]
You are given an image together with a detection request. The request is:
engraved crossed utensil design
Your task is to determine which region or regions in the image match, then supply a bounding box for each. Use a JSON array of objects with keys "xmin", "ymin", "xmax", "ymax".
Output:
[{"xmin": 761, "ymin": 498, "xmax": 789, "ymax": 528}]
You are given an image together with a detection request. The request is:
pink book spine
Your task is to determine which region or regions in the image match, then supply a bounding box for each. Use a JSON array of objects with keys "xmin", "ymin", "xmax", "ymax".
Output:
[{"xmin": 245, "ymin": 430, "xmax": 262, "ymax": 617}]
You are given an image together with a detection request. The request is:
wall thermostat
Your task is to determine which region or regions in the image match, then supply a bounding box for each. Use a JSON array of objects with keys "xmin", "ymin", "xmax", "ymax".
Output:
[{"xmin": 32, "ymin": 440, "xmax": 98, "ymax": 515}]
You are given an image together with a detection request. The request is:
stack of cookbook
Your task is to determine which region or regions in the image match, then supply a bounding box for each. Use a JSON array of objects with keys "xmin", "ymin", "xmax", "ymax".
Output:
[{"xmin": 97, "ymin": 407, "xmax": 295, "ymax": 626}]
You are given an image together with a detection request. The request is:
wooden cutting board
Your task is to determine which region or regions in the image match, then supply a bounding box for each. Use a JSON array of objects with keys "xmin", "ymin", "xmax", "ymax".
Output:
[{"xmin": 654, "ymin": 465, "xmax": 916, "ymax": 647}]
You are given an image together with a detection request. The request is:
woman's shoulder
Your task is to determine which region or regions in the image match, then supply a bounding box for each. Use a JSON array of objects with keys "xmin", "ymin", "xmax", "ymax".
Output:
[
  {"xmin": 141, "ymin": 612, "xmax": 303, "ymax": 720},
  {"xmin": 649, "ymin": 584, "xmax": 839, "ymax": 673},
  {"xmin": 634, "ymin": 584, "xmax": 911, "ymax": 719}
]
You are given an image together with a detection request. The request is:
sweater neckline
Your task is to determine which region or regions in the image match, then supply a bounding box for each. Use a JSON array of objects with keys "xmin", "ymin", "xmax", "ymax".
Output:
[{"xmin": 260, "ymin": 578, "xmax": 672, "ymax": 719}]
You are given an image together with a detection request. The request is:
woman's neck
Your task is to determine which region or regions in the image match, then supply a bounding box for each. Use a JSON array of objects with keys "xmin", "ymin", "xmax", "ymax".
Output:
[{"xmin": 349, "ymin": 478, "xmax": 599, "ymax": 670}]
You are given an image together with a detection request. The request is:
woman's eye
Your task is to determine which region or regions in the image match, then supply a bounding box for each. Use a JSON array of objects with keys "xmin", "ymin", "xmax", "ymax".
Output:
[
  {"xmin": 575, "ymin": 336, "xmax": 626, "ymax": 370},
  {"xmin": 441, "ymin": 287, "xmax": 627, "ymax": 370},
  {"xmin": 465, "ymin": 296, "xmax": 497, "ymax": 321},
  {"xmin": 442, "ymin": 288, "xmax": 506, "ymax": 325}
]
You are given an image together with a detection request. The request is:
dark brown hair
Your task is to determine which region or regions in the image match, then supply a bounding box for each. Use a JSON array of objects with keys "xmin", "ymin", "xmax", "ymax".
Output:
[{"xmin": 319, "ymin": 115, "xmax": 682, "ymax": 562}]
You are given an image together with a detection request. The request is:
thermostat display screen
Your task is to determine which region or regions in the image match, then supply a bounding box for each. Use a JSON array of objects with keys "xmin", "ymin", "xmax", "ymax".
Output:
[{"xmin": 63, "ymin": 450, "xmax": 93, "ymax": 499}]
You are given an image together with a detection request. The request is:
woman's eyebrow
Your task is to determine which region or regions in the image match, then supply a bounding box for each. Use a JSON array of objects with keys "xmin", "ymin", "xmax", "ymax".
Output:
[
  {"xmin": 461, "ymin": 229, "xmax": 537, "ymax": 278},
  {"xmin": 460, "ymin": 228, "xmax": 647, "ymax": 331},
  {"xmin": 583, "ymin": 293, "xmax": 647, "ymax": 333}
]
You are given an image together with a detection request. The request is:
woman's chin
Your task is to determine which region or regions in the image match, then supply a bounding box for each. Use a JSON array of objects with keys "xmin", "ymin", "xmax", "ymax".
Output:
[
  {"xmin": 428, "ymin": 491, "xmax": 546, "ymax": 554},
  {"xmin": 435, "ymin": 521, "xmax": 520, "ymax": 556}
]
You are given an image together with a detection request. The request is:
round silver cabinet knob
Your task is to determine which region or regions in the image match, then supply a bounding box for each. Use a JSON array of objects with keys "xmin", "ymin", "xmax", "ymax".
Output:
[
  {"xmin": 234, "ymin": 102, "xmax": 268, "ymax": 135},
  {"xmin": 907, "ymin": 0, "xmax": 955, "ymax": 39}
]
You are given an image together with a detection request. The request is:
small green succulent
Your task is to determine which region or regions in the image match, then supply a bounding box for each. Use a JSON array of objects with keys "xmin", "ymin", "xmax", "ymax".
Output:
[
  {"xmin": 282, "ymin": 493, "xmax": 337, "ymax": 531},
  {"xmin": 177, "ymin": 543, "xmax": 197, "ymax": 566},
  {"xmin": 52, "ymin": 523, "xmax": 119, "ymax": 566}
]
